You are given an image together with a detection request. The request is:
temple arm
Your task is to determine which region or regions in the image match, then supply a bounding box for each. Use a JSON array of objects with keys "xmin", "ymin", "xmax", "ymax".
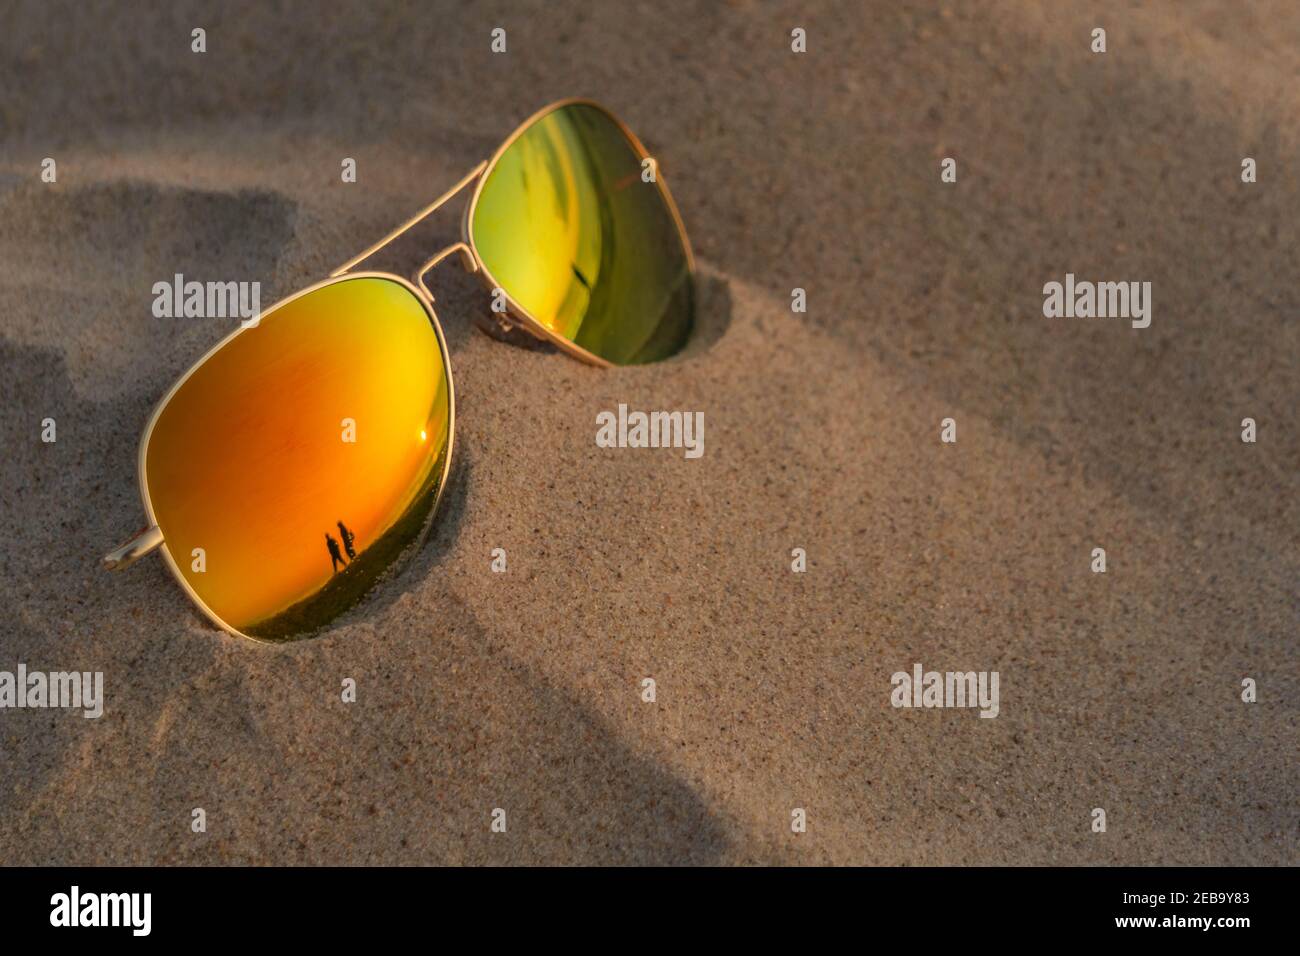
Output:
[{"xmin": 102, "ymin": 525, "xmax": 163, "ymax": 571}]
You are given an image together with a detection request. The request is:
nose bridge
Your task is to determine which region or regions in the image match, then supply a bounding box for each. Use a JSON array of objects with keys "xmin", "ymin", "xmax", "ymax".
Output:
[{"xmin": 414, "ymin": 242, "xmax": 479, "ymax": 302}]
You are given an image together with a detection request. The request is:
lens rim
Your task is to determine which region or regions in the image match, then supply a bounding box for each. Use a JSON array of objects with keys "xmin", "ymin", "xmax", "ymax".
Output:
[
  {"xmin": 136, "ymin": 272, "xmax": 457, "ymax": 643},
  {"xmin": 462, "ymin": 98, "xmax": 696, "ymax": 368}
]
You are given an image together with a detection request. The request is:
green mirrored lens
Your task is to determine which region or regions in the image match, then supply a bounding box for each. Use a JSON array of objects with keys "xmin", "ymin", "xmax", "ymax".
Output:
[{"xmin": 470, "ymin": 102, "xmax": 693, "ymax": 365}]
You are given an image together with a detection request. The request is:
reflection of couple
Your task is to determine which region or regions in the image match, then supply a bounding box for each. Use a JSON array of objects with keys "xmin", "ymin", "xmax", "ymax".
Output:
[{"xmin": 325, "ymin": 520, "xmax": 356, "ymax": 574}]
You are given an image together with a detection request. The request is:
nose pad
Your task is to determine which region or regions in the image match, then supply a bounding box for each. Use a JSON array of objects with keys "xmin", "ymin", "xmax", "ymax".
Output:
[{"xmin": 471, "ymin": 309, "xmax": 551, "ymax": 351}]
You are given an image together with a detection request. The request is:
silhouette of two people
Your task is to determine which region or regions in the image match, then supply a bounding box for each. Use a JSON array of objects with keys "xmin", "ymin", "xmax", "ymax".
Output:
[{"xmin": 326, "ymin": 520, "xmax": 358, "ymax": 574}]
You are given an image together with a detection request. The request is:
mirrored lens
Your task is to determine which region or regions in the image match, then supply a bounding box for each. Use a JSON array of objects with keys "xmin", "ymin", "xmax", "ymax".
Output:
[
  {"xmin": 470, "ymin": 102, "xmax": 693, "ymax": 365},
  {"xmin": 144, "ymin": 276, "xmax": 452, "ymax": 641}
]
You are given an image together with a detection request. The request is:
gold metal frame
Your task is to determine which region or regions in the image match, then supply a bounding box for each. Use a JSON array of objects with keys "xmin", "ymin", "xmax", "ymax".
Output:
[
  {"xmin": 102, "ymin": 98, "xmax": 693, "ymax": 642},
  {"xmin": 105, "ymin": 271, "xmax": 457, "ymax": 643}
]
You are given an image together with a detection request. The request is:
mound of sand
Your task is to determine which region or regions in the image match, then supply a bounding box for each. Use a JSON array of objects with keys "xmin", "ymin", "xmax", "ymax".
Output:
[{"xmin": 0, "ymin": 0, "xmax": 1293, "ymax": 864}]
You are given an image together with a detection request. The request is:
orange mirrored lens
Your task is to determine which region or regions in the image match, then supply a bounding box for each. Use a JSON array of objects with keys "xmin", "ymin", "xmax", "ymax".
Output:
[{"xmin": 144, "ymin": 276, "xmax": 452, "ymax": 641}]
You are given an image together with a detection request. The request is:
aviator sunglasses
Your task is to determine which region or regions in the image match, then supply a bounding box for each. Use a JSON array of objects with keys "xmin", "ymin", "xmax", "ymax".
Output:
[{"xmin": 101, "ymin": 99, "xmax": 695, "ymax": 642}]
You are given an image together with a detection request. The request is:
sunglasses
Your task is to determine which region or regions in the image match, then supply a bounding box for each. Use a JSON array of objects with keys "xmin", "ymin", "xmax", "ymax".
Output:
[{"xmin": 101, "ymin": 99, "xmax": 695, "ymax": 642}]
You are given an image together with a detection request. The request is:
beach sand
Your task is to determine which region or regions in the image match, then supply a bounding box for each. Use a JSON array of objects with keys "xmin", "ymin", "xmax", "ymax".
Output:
[{"xmin": 0, "ymin": 0, "xmax": 1295, "ymax": 864}]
